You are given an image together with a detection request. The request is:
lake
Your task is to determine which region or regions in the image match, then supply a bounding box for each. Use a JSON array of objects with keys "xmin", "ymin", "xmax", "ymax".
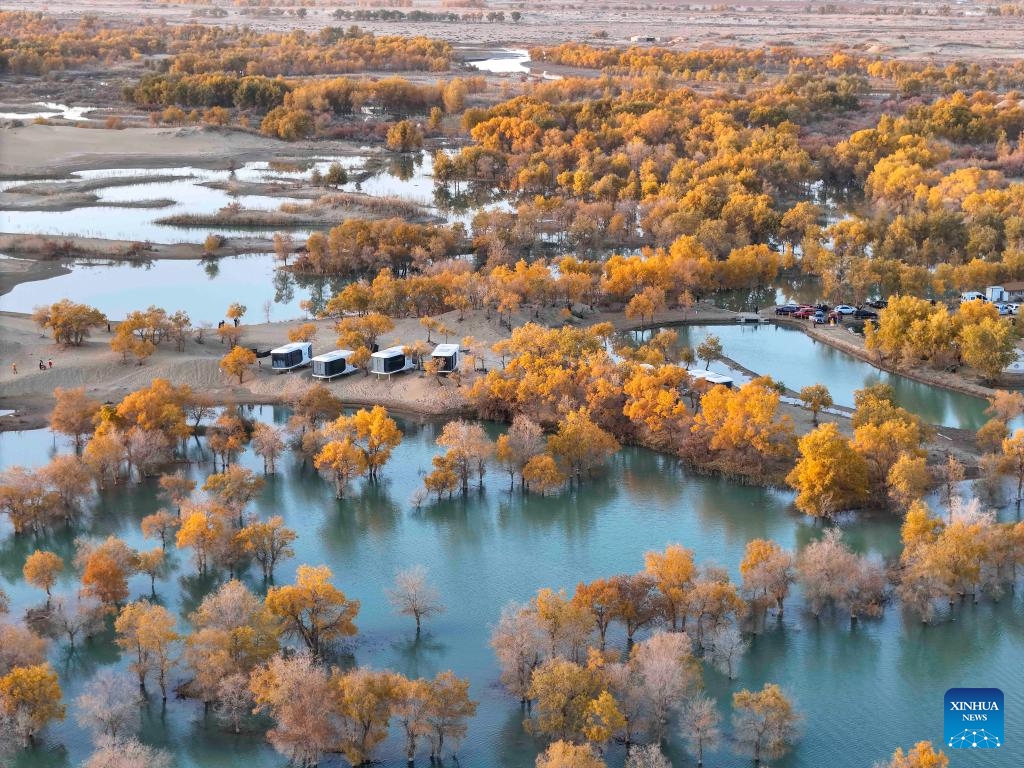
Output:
[
  {"xmin": 0, "ymin": 411, "xmax": 1021, "ymax": 768},
  {"xmin": 0, "ymin": 253, "xmax": 338, "ymax": 325}
]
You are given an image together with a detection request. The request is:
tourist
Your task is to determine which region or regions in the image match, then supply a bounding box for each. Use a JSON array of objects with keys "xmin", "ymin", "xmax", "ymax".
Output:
[
  {"xmin": 10, "ymin": 363, "xmax": 16, "ymax": 375},
  {"xmin": 47, "ymin": 359, "xmax": 53, "ymax": 369}
]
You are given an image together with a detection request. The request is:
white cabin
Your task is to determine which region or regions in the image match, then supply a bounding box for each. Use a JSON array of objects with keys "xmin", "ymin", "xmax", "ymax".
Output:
[
  {"xmin": 311, "ymin": 349, "xmax": 356, "ymax": 380},
  {"xmin": 370, "ymin": 346, "xmax": 412, "ymax": 378},
  {"xmin": 960, "ymin": 291, "xmax": 986, "ymax": 304},
  {"xmin": 270, "ymin": 342, "xmax": 313, "ymax": 372},
  {"xmin": 431, "ymin": 343, "xmax": 461, "ymax": 374}
]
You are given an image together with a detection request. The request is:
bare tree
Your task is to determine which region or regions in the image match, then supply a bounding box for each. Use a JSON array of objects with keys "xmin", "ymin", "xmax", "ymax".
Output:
[
  {"xmin": 631, "ymin": 630, "xmax": 700, "ymax": 737},
  {"xmin": 76, "ymin": 670, "xmax": 142, "ymax": 740},
  {"xmin": 252, "ymin": 423, "xmax": 287, "ymax": 474},
  {"xmin": 125, "ymin": 429, "xmax": 171, "ymax": 482},
  {"xmin": 83, "ymin": 735, "xmax": 172, "ymax": 768},
  {"xmin": 215, "ymin": 673, "xmax": 254, "ymax": 734},
  {"xmin": 387, "ymin": 565, "xmax": 446, "ymax": 634},
  {"xmin": 250, "ymin": 652, "xmax": 339, "ymax": 767},
  {"xmin": 49, "ymin": 596, "xmax": 106, "ymax": 649},
  {"xmin": 797, "ymin": 529, "xmax": 886, "ymax": 620},
  {"xmin": 679, "ymin": 693, "xmax": 721, "ymax": 767},
  {"xmin": 489, "ymin": 601, "xmax": 545, "ymax": 703},
  {"xmin": 0, "ymin": 621, "xmax": 48, "ymax": 675},
  {"xmin": 941, "ymin": 454, "xmax": 965, "ymax": 516},
  {"xmin": 626, "ymin": 743, "xmax": 671, "ymax": 768},
  {"xmin": 704, "ymin": 624, "xmax": 748, "ymax": 679}
]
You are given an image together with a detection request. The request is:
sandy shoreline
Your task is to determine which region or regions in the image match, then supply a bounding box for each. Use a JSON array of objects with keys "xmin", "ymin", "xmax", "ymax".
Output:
[
  {"xmin": 0, "ymin": 236, "xmax": 282, "ymax": 292},
  {"xmin": 0, "ymin": 308, "xmax": 507, "ymax": 432},
  {"xmin": 0, "ymin": 123, "xmax": 364, "ymax": 178},
  {"xmin": 0, "ymin": 302, "xmax": 741, "ymax": 431}
]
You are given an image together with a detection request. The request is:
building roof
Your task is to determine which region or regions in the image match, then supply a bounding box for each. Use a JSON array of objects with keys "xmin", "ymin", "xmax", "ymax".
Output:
[
  {"xmin": 270, "ymin": 342, "xmax": 312, "ymax": 354},
  {"xmin": 1001, "ymin": 281, "xmax": 1024, "ymax": 292},
  {"xmin": 372, "ymin": 346, "xmax": 405, "ymax": 358},
  {"xmin": 432, "ymin": 343, "xmax": 460, "ymax": 356},
  {"xmin": 688, "ymin": 369, "xmax": 734, "ymax": 385},
  {"xmin": 312, "ymin": 349, "xmax": 353, "ymax": 362}
]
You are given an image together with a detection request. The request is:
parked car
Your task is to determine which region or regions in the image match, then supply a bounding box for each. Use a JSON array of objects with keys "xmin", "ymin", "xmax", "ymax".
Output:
[
  {"xmin": 853, "ymin": 308, "xmax": 879, "ymax": 319},
  {"xmin": 833, "ymin": 305, "xmax": 857, "ymax": 315},
  {"xmin": 815, "ymin": 303, "xmax": 831, "ymax": 312},
  {"xmin": 775, "ymin": 305, "xmax": 798, "ymax": 315},
  {"xmin": 793, "ymin": 308, "xmax": 815, "ymax": 319},
  {"xmin": 866, "ymin": 299, "xmax": 888, "ymax": 309},
  {"xmin": 813, "ymin": 312, "xmax": 827, "ymax": 324},
  {"xmin": 996, "ymin": 303, "xmax": 1012, "ymax": 316},
  {"xmin": 1009, "ymin": 304, "xmax": 1020, "ymax": 314}
]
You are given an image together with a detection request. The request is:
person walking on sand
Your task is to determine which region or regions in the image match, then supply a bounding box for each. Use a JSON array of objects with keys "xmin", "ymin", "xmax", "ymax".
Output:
[
  {"xmin": 47, "ymin": 359, "xmax": 53, "ymax": 369},
  {"xmin": 39, "ymin": 359, "xmax": 45, "ymax": 371},
  {"xmin": 10, "ymin": 363, "xmax": 16, "ymax": 375}
]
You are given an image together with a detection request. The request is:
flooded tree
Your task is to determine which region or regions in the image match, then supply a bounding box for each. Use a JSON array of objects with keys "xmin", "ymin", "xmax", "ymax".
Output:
[
  {"xmin": 490, "ymin": 601, "xmax": 545, "ymax": 704},
  {"xmin": 536, "ymin": 740, "xmax": 606, "ymax": 768},
  {"xmin": 22, "ymin": 550, "xmax": 63, "ymax": 606},
  {"xmin": 387, "ymin": 565, "xmax": 446, "ymax": 634},
  {"xmin": 625, "ymin": 744, "xmax": 670, "ymax": 768},
  {"xmin": 678, "ymin": 693, "xmax": 721, "ymax": 767},
  {"xmin": 237, "ymin": 517, "xmax": 296, "ymax": 581},
  {"xmin": 0, "ymin": 663, "xmax": 65, "ymax": 746},
  {"xmin": 251, "ymin": 423, "xmax": 286, "ymax": 474},
  {"xmin": 250, "ymin": 652, "xmax": 336, "ymax": 767},
  {"xmin": 731, "ymin": 683, "xmax": 800, "ymax": 765},
  {"xmin": 264, "ymin": 564, "xmax": 359, "ymax": 657},
  {"xmin": 75, "ymin": 670, "xmax": 141, "ymax": 740}
]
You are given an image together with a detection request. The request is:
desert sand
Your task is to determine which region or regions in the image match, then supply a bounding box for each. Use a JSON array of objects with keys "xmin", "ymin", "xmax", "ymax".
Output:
[
  {"xmin": 0, "ymin": 124, "xmax": 353, "ymax": 178},
  {"xmin": 0, "ymin": 309, "xmax": 505, "ymax": 429},
  {"xmin": 2, "ymin": 0, "xmax": 1022, "ymax": 60}
]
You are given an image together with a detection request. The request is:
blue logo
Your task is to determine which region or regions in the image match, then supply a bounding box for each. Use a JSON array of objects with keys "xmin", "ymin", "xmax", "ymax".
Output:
[{"xmin": 945, "ymin": 688, "xmax": 1003, "ymax": 749}]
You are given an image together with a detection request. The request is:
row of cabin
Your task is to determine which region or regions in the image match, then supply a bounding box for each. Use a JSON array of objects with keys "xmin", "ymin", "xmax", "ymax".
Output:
[
  {"xmin": 267, "ymin": 342, "xmax": 461, "ymax": 379},
  {"xmin": 369, "ymin": 343, "xmax": 460, "ymax": 377}
]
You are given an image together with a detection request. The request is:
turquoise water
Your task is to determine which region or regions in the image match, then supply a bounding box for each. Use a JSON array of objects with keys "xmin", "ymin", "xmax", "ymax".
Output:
[
  {"xmin": 638, "ymin": 323, "xmax": 994, "ymax": 431},
  {"xmin": 1, "ymin": 411, "xmax": 1021, "ymax": 767}
]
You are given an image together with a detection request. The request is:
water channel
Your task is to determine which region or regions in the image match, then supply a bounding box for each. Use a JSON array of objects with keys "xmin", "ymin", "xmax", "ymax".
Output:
[
  {"xmin": 0, "ymin": 410, "xmax": 1020, "ymax": 768},
  {"xmin": 631, "ymin": 323, "xmax": 996, "ymax": 431}
]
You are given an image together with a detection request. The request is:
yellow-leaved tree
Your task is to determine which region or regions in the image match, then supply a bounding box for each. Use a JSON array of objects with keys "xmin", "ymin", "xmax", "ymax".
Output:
[
  {"xmin": 265, "ymin": 564, "xmax": 359, "ymax": 657},
  {"xmin": 0, "ymin": 663, "xmax": 66, "ymax": 746},
  {"xmin": 787, "ymin": 422, "xmax": 869, "ymax": 519},
  {"xmin": 220, "ymin": 345, "xmax": 256, "ymax": 383}
]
